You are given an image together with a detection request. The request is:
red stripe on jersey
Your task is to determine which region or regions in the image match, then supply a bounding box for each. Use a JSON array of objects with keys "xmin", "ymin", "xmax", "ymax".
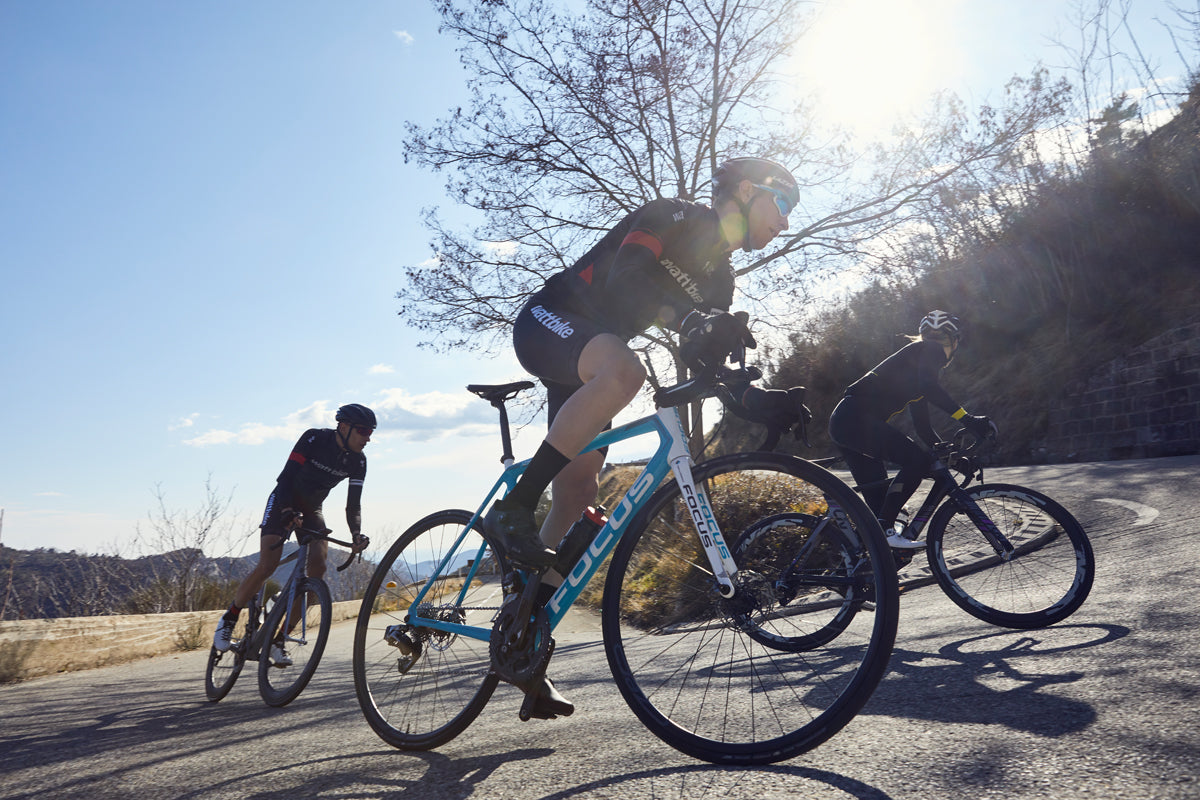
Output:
[
  {"xmin": 289, "ymin": 452, "xmax": 307, "ymax": 465},
  {"xmin": 579, "ymin": 263, "xmax": 594, "ymax": 284},
  {"xmin": 622, "ymin": 229, "xmax": 663, "ymax": 259}
]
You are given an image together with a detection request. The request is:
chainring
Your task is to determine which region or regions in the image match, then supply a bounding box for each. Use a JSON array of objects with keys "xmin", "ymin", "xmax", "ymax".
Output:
[{"xmin": 489, "ymin": 595, "xmax": 553, "ymax": 689}]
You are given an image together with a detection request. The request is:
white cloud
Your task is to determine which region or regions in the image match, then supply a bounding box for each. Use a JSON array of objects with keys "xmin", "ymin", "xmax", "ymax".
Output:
[
  {"xmin": 394, "ymin": 30, "xmax": 414, "ymax": 45},
  {"xmin": 481, "ymin": 240, "xmax": 519, "ymax": 259},
  {"xmin": 169, "ymin": 412, "xmax": 200, "ymax": 431},
  {"xmin": 183, "ymin": 401, "xmax": 333, "ymax": 448},
  {"xmin": 376, "ymin": 388, "xmax": 472, "ymax": 417},
  {"xmin": 373, "ymin": 387, "xmax": 498, "ymax": 442},
  {"xmin": 369, "ymin": 364, "xmax": 395, "ymax": 375}
]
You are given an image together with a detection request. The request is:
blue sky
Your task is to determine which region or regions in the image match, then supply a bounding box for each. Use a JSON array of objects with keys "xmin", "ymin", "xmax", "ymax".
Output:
[{"xmin": 0, "ymin": 1, "xmax": 1185, "ymax": 557}]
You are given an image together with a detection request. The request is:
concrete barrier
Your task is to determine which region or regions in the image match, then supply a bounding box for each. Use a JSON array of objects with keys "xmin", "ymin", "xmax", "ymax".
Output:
[{"xmin": 0, "ymin": 600, "xmax": 360, "ymax": 683}]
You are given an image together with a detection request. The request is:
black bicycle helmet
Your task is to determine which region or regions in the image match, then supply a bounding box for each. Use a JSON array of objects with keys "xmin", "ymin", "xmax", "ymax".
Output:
[
  {"xmin": 712, "ymin": 157, "xmax": 799, "ymax": 210},
  {"xmin": 919, "ymin": 310, "xmax": 963, "ymax": 340},
  {"xmin": 335, "ymin": 403, "xmax": 377, "ymax": 428}
]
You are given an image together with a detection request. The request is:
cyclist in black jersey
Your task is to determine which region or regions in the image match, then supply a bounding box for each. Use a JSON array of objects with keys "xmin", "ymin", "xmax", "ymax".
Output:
[
  {"xmin": 828, "ymin": 312, "xmax": 995, "ymax": 549},
  {"xmin": 213, "ymin": 404, "xmax": 375, "ymax": 659},
  {"xmin": 486, "ymin": 157, "xmax": 798, "ymax": 718}
]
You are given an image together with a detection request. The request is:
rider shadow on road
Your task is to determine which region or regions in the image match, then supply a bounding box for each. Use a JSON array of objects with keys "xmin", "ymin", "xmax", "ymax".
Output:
[{"xmin": 866, "ymin": 623, "xmax": 1130, "ymax": 736}]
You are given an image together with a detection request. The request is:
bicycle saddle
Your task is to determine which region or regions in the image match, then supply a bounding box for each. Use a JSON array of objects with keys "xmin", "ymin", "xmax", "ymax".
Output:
[{"xmin": 467, "ymin": 381, "xmax": 536, "ymax": 404}]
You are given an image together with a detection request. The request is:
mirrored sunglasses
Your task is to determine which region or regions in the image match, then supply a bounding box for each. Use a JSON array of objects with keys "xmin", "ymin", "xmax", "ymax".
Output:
[{"xmin": 753, "ymin": 183, "xmax": 795, "ymax": 217}]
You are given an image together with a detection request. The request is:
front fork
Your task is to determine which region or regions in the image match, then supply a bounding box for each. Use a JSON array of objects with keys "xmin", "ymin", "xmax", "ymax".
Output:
[
  {"xmin": 668, "ymin": 454, "xmax": 739, "ymax": 598},
  {"xmin": 931, "ymin": 464, "xmax": 1016, "ymax": 559}
]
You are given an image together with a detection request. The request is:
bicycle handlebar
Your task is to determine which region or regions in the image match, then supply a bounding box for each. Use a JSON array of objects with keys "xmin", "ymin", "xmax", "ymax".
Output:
[
  {"xmin": 271, "ymin": 527, "xmax": 364, "ymax": 572},
  {"xmin": 652, "ymin": 364, "xmax": 763, "ymax": 409}
]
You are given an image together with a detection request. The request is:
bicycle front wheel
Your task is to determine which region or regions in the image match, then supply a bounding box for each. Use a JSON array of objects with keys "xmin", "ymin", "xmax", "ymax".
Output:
[
  {"xmin": 603, "ymin": 452, "xmax": 898, "ymax": 765},
  {"xmin": 927, "ymin": 482, "xmax": 1095, "ymax": 629},
  {"xmin": 258, "ymin": 577, "xmax": 332, "ymax": 707},
  {"xmin": 353, "ymin": 509, "xmax": 507, "ymax": 750}
]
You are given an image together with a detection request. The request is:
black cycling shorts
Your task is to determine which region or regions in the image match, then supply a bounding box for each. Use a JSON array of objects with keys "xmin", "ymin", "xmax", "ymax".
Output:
[
  {"xmin": 259, "ymin": 490, "xmax": 324, "ymax": 541},
  {"xmin": 514, "ymin": 290, "xmax": 611, "ymax": 421},
  {"xmin": 513, "ymin": 290, "xmax": 617, "ymax": 454}
]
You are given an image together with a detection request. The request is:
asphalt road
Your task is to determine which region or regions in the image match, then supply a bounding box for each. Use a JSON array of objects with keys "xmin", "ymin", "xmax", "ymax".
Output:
[{"xmin": 2, "ymin": 455, "xmax": 1198, "ymax": 800}]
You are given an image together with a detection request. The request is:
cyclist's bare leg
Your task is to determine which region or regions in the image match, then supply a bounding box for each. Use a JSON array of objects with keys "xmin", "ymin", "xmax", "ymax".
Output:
[
  {"xmin": 537, "ymin": 334, "xmax": 639, "ymax": 579},
  {"xmin": 523, "ymin": 335, "xmax": 639, "ymax": 719},
  {"xmin": 540, "ymin": 450, "xmax": 605, "ymax": 585},
  {"xmin": 283, "ymin": 539, "xmax": 329, "ymax": 635},
  {"xmin": 543, "ymin": 333, "xmax": 645, "ymax": 459},
  {"xmin": 488, "ymin": 334, "xmax": 643, "ymax": 569},
  {"xmin": 232, "ymin": 534, "xmax": 285, "ymax": 609},
  {"xmin": 306, "ymin": 539, "xmax": 328, "ymax": 580}
]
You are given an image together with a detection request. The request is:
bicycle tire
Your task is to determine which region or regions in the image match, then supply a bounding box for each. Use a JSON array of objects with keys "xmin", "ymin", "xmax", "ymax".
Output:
[
  {"xmin": 353, "ymin": 509, "xmax": 507, "ymax": 750},
  {"xmin": 204, "ymin": 645, "xmax": 244, "ymax": 702},
  {"xmin": 205, "ymin": 596, "xmax": 258, "ymax": 702},
  {"xmin": 926, "ymin": 482, "xmax": 1095, "ymax": 629},
  {"xmin": 602, "ymin": 452, "xmax": 899, "ymax": 765},
  {"xmin": 258, "ymin": 577, "xmax": 332, "ymax": 707},
  {"xmin": 732, "ymin": 511, "xmax": 867, "ymax": 651}
]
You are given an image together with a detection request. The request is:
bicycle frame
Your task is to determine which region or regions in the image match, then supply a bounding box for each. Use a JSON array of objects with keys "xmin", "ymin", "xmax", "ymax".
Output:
[
  {"xmin": 900, "ymin": 462, "xmax": 1016, "ymax": 557},
  {"xmin": 404, "ymin": 404, "xmax": 741, "ymax": 643},
  {"xmin": 245, "ymin": 537, "xmax": 313, "ymax": 658}
]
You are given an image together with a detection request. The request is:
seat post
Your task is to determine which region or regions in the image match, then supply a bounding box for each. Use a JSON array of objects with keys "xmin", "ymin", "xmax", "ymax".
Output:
[
  {"xmin": 492, "ymin": 398, "xmax": 517, "ymax": 465},
  {"xmin": 466, "ymin": 381, "xmax": 535, "ymax": 466}
]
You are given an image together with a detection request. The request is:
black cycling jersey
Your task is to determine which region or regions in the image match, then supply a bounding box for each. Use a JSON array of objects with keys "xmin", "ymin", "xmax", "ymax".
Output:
[
  {"xmin": 539, "ymin": 197, "xmax": 735, "ymax": 339},
  {"xmin": 830, "ymin": 339, "xmax": 967, "ymax": 524},
  {"xmin": 842, "ymin": 340, "xmax": 960, "ymax": 446},
  {"xmin": 262, "ymin": 428, "xmax": 366, "ymax": 536}
]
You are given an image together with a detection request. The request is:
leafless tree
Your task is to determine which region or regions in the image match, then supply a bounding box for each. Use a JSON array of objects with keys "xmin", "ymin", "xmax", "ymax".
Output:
[
  {"xmin": 126, "ymin": 477, "xmax": 245, "ymax": 613},
  {"xmin": 399, "ymin": 0, "xmax": 1069, "ymax": 445}
]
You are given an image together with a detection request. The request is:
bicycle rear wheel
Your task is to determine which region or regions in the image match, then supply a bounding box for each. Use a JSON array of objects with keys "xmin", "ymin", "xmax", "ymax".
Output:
[
  {"xmin": 353, "ymin": 509, "xmax": 507, "ymax": 750},
  {"xmin": 603, "ymin": 452, "xmax": 898, "ymax": 765},
  {"xmin": 205, "ymin": 599, "xmax": 257, "ymax": 702},
  {"xmin": 258, "ymin": 577, "xmax": 332, "ymax": 707},
  {"xmin": 732, "ymin": 511, "xmax": 868, "ymax": 651},
  {"xmin": 205, "ymin": 644, "xmax": 245, "ymax": 702},
  {"xmin": 927, "ymin": 482, "xmax": 1095, "ymax": 629}
]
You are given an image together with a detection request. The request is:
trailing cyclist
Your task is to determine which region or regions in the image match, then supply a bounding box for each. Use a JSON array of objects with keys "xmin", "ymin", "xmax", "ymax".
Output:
[
  {"xmin": 212, "ymin": 404, "xmax": 373, "ymax": 663},
  {"xmin": 828, "ymin": 311, "xmax": 996, "ymax": 550},
  {"xmin": 485, "ymin": 156, "xmax": 798, "ymax": 718}
]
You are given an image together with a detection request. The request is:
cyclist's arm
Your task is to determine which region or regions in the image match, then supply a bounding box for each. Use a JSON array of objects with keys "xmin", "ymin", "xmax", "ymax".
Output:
[
  {"xmin": 603, "ymin": 201, "xmax": 730, "ymax": 334},
  {"xmin": 909, "ymin": 399, "xmax": 941, "ymax": 448},
  {"xmin": 345, "ymin": 472, "xmax": 364, "ymax": 536},
  {"xmin": 916, "ymin": 343, "xmax": 964, "ymax": 418}
]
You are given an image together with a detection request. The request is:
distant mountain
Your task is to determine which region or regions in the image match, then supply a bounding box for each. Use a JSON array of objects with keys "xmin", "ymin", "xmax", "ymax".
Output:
[{"xmin": 0, "ymin": 544, "xmax": 376, "ymax": 620}]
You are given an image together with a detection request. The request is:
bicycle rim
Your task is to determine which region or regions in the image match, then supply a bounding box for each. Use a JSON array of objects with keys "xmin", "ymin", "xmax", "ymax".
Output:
[
  {"xmin": 205, "ymin": 643, "xmax": 245, "ymax": 702},
  {"xmin": 258, "ymin": 577, "xmax": 332, "ymax": 707},
  {"xmin": 353, "ymin": 509, "xmax": 505, "ymax": 750},
  {"xmin": 733, "ymin": 512, "xmax": 866, "ymax": 652},
  {"xmin": 603, "ymin": 452, "xmax": 898, "ymax": 765},
  {"xmin": 927, "ymin": 483, "xmax": 1095, "ymax": 629}
]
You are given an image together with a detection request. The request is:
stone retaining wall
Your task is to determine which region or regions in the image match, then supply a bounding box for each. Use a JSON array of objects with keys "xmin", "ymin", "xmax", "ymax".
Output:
[
  {"xmin": 1044, "ymin": 318, "xmax": 1200, "ymax": 461},
  {"xmin": 0, "ymin": 600, "xmax": 359, "ymax": 683}
]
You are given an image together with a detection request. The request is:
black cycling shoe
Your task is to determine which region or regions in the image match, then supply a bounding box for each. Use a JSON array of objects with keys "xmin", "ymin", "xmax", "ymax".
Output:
[
  {"xmin": 524, "ymin": 676, "xmax": 574, "ymax": 720},
  {"xmin": 484, "ymin": 497, "xmax": 556, "ymax": 568}
]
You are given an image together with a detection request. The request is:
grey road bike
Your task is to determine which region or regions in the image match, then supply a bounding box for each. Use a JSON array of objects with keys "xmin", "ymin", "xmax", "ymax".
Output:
[{"xmin": 205, "ymin": 527, "xmax": 356, "ymax": 706}]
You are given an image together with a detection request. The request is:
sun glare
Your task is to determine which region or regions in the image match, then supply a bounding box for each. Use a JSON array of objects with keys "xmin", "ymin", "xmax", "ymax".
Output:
[{"xmin": 795, "ymin": 0, "xmax": 960, "ymax": 138}]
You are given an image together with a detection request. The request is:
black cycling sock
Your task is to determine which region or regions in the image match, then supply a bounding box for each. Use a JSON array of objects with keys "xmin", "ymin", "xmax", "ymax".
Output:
[
  {"xmin": 508, "ymin": 441, "xmax": 571, "ymax": 510},
  {"xmin": 223, "ymin": 604, "xmax": 241, "ymax": 622}
]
